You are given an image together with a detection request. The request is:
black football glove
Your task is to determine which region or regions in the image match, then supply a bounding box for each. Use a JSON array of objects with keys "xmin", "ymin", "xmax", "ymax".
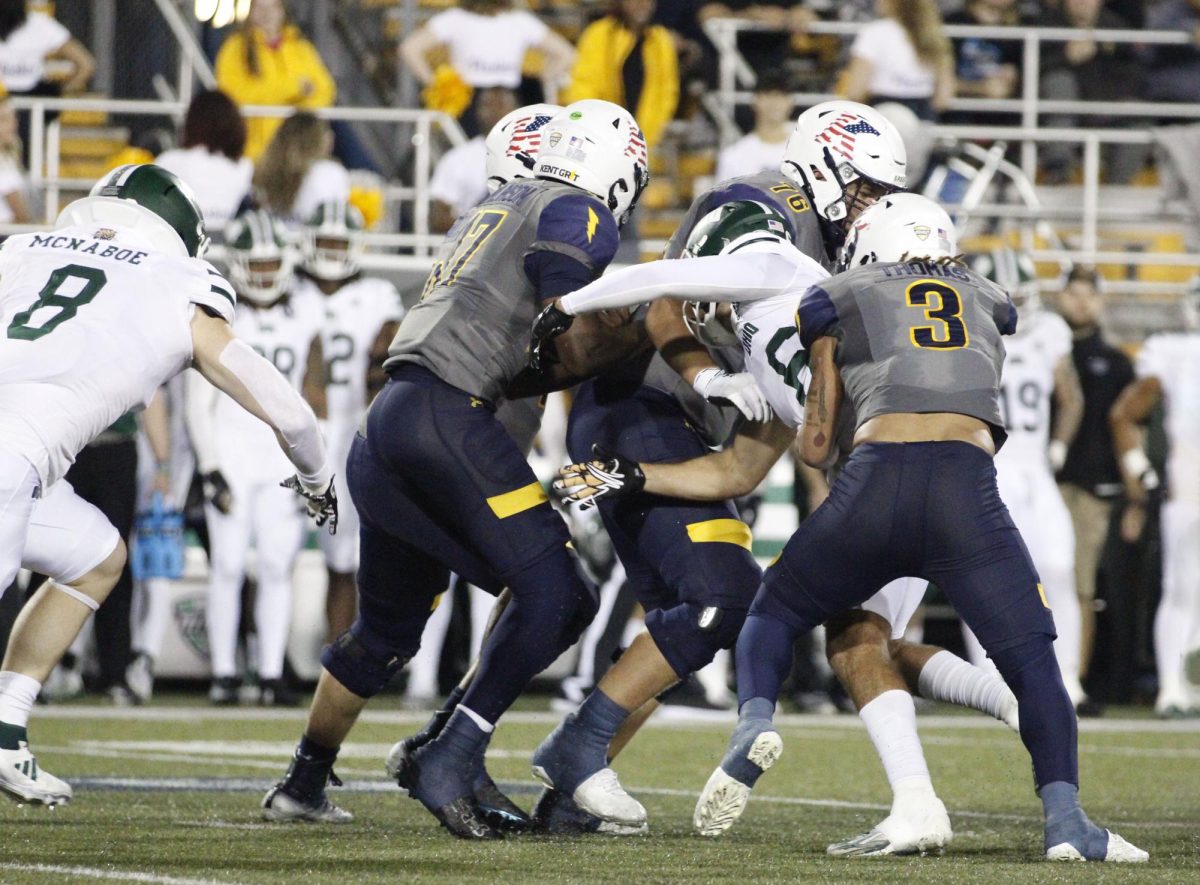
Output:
[
  {"xmin": 552, "ymin": 444, "xmax": 645, "ymax": 511},
  {"xmin": 529, "ymin": 301, "xmax": 575, "ymax": 372},
  {"xmin": 200, "ymin": 470, "xmax": 233, "ymax": 515},
  {"xmin": 281, "ymin": 474, "xmax": 339, "ymax": 534}
]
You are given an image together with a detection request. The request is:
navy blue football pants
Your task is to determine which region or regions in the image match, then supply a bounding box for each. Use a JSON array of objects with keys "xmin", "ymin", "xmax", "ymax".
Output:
[
  {"xmin": 569, "ymin": 380, "xmax": 760, "ymax": 678},
  {"xmin": 737, "ymin": 441, "xmax": 1077, "ymax": 788}
]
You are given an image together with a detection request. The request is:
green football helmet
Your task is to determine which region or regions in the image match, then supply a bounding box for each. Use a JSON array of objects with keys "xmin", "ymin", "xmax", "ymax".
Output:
[
  {"xmin": 301, "ymin": 200, "xmax": 364, "ymax": 281},
  {"xmin": 681, "ymin": 200, "xmax": 792, "ymax": 347},
  {"xmin": 90, "ymin": 164, "xmax": 209, "ymax": 257},
  {"xmin": 970, "ymin": 246, "xmax": 1040, "ymax": 314},
  {"xmin": 226, "ymin": 209, "xmax": 294, "ymax": 306}
]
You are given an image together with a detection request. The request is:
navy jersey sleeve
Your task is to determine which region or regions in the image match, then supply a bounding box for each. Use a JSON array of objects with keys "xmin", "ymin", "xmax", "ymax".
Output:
[
  {"xmin": 527, "ymin": 192, "xmax": 620, "ymax": 274},
  {"xmin": 797, "ymin": 284, "xmax": 840, "ymax": 350},
  {"xmin": 995, "ymin": 291, "xmax": 1018, "ymax": 336}
]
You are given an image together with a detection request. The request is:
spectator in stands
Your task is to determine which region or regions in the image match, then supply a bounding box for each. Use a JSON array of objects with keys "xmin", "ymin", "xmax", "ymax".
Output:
[
  {"xmin": 1037, "ymin": 0, "xmax": 1144, "ymax": 183},
  {"xmin": 1141, "ymin": 0, "xmax": 1200, "ymax": 104},
  {"xmin": 0, "ymin": 0, "xmax": 93, "ymax": 167},
  {"xmin": 400, "ymin": 0, "xmax": 575, "ymax": 113},
  {"xmin": 697, "ymin": 2, "xmax": 815, "ymax": 81},
  {"xmin": 1055, "ymin": 267, "xmax": 1134, "ymax": 683},
  {"xmin": 429, "ymin": 87, "xmax": 517, "ymax": 233},
  {"xmin": 253, "ymin": 111, "xmax": 349, "ymax": 226},
  {"xmin": 841, "ymin": 0, "xmax": 955, "ymax": 121},
  {"xmin": 565, "ymin": 0, "xmax": 680, "ymax": 149},
  {"xmin": 0, "ymin": 85, "xmax": 30, "ymax": 223},
  {"xmin": 215, "ymin": 0, "xmax": 335, "ymax": 162},
  {"xmin": 714, "ymin": 70, "xmax": 791, "ymax": 182},
  {"xmin": 946, "ymin": 0, "xmax": 1024, "ymax": 105},
  {"xmin": 155, "ymin": 90, "xmax": 252, "ymax": 228}
]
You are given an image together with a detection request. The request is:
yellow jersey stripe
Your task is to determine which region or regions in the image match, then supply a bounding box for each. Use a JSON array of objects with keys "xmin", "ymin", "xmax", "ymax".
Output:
[
  {"xmin": 487, "ymin": 482, "xmax": 548, "ymax": 519},
  {"xmin": 686, "ymin": 518, "xmax": 753, "ymax": 550}
]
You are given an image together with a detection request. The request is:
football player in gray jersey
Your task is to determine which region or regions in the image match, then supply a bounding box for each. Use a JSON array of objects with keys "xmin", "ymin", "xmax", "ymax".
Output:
[
  {"xmin": 262, "ymin": 100, "xmax": 650, "ymax": 840},
  {"xmin": 691, "ymin": 194, "xmax": 1146, "ymax": 863},
  {"xmin": 525, "ymin": 101, "xmax": 918, "ymax": 835}
]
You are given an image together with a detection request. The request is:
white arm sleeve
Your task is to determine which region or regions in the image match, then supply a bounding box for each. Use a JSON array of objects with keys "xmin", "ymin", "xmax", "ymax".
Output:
[
  {"xmin": 559, "ymin": 251, "xmax": 826, "ymax": 315},
  {"xmin": 183, "ymin": 369, "xmax": 221, "ymax": 474},
  {"xmin": 217, "ymin": 338, "xmax": 331, "ymax": 490}
]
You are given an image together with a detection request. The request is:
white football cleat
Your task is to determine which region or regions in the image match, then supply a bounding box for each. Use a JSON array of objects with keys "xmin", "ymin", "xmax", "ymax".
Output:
[
  {"xmin": 532, "ymin": 764, "xmax": 646, "ymax": 827},
  {"xmin": 1046, "ymin": 830, "xmax": 1148, "ymax": 863},
  {"xmin": 827, "ymin": 799, "xmax": 953, "ymax": 857},
  {"xmin": 261, "ymin": 784, "xmax": 353, "ymax": 824},
  {"xmin": 0, "ymin": 743, "xmax": 72, "ymax": 806},
  {"xmin": 693, "ymin": 730, "xmax": 783, "ymax": 837}
]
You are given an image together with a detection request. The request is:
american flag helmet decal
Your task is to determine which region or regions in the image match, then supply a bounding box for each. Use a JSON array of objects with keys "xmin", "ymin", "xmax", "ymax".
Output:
[
  {"xmin": 815, "ymin": 112, "xmax": 882, "ymax": 161},
  {"xmin": 505, "ymin": 113, "xmax": 554, "ymax": 157}
]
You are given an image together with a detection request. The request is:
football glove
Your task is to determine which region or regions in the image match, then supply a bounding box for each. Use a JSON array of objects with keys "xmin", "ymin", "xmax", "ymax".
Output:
[
  {"xmin": 691, "ymin": 368, "xmax": 773, "ymax": 423},
  {"xmin": 281, "ymin": 474, "xmax": 339, "ymax": 534},
  {"xmin": 529, "ymin": 301, "xmax": 575, "ymax": 372},
  {"xmin": 552, "ymin": 444, "xmax": 645, "ymax": 511},
  {"xmin": 200, "ymin": 470, "xmax": 233, "ymax": 515}
]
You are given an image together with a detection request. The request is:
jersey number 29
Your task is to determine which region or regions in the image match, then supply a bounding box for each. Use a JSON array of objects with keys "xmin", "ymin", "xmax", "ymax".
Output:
[{"xmin": 7, "ymin": 264, "xmax": 107, "ymax": 341}]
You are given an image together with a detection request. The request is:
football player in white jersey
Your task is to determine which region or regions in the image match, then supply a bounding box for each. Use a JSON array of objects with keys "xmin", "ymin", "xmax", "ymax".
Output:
[
  {"xmin": 534, "ymin": 197, "xmax": 1020, "ymax": 855},
  {"xmin": 0, "ymin": 164, "xmax": 335, "ymax": 805},
  {"xmin": 188, "ymin": 208, "xmax": 328, "ymax": 707},
  {"xmin": 961, "ymin": 248, "xmax": 1089, "ymax": 710},
  {"xmin": 1112, "ymin": 280, "xmax": 1200, "ymax": 716},
  {"xmin": 296, "ymin": 201, "xmax": 404, "ymax": 640}
]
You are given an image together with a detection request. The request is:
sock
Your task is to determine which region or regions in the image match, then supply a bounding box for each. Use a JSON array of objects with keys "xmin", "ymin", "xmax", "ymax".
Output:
[
  {"xmin": 458, "ymin": 705, "xmax": 495, "ymax": 734},
  {"xmin": 281, "ymin": 735, "xmax": 338, "ymax": 800},
  {"xmin": 721, "ymin": 697, "xmax": 778, "ymax": 787},
  {"xmin": 991, "ymin": 636, "xmax": 1078, "ymax": 788},
  {"xmin": 418, "ymin": 709, "xmax": 491, "ymax": 808},
  {"xmin": 858, "ymin": 690, "xmax": 934, "ymax": 802},
  {"xmin": 918, "ymin": 650, "xmax": 1019, "ymax": 727},
  {"xmin": 0, "ymin": 671, "xmax": 41, "ymax": 731},
  {"xmin": 734, "ymin": 614, "xmax": 797, "ymax": 708},
  {"xmin": 1040, "ymin": 781, "xmax": 1108, "ymax": 856}
]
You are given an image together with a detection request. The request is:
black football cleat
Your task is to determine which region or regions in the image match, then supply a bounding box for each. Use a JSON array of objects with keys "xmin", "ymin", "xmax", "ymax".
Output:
[
  {"xmin": 474, "ymin": 771, "xmax": 532, "ymax": 833},
  {"xmin": 392, "ymin": 745, "xmax": 502, "ymax": 840}
]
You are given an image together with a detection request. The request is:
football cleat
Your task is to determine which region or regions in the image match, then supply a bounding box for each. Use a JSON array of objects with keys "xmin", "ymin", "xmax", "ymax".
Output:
[
  {"xmin": 531, "ymin": 788, "xmax": 647, "ymax": 836},
  {"xmin": 531, "ymin": 764, "xmax": 646, "ymax": 828},
  {"xmin": 693, "ymin": 726, "xmax": 782, "ymax": 837},
  {"xmin": 0, "ymin": 742, "xmax": 72, "ymax": 806},
  {"xmin": 1046, "ymin": 830, "xmax": 1148, "ymax": 863},
  {"xmin": 388, "ymin": 740, "xmax": 527, "ymax": 833},
  {"xmin": 125, "ymin": 654, "xmax": 155, "ymax": 705},
  {"xmin": 391, "ymin": 743, "xmax": 502, "ymax": 840},
  {"xmin": 261, "ymin": 782, "xmax": 353, "ymax": 824},
  {"xmin": 827, "ymin": 799, "xmax": 953, "ymax": 857},
  {"xmin": 258, "ymin": 679, "xmax": 299, "ymax": 708},
  {"xmin": 209, "ymin": 676, "xmax": 240, "ymax": 706}
]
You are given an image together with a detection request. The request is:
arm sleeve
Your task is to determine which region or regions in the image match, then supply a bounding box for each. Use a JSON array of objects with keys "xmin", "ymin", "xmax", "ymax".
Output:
[
  {"xmin": 559, "ymin": 251, "xmax": 821, "ymax": 314},
  {"xmin": 183, "ymin": 369, "xmax": 221, "ymax": 474},
  {"xmin": 797, "ymin": 285, "xmax": 840, "ymax": 350},
  {"xmin": 1136, "ymin": 335, "xmax": 1169, "ymax": 380},
  {"xmin": 527, "ymin": 192, "xmax": 620, "ymax": 274}
]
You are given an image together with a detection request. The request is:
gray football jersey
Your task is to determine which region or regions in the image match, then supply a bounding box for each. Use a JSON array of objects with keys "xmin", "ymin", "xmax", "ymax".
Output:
[
  {"xmin": 385, "ymin": 179, "xmax": 620, "ymax": 402},
  {"xmin": 798, "ymin": 260, "xmax": 1017, "ymax": 447}
]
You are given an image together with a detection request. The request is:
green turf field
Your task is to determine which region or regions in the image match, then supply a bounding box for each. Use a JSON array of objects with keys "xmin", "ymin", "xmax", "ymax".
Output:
[{"xmin": 3, "ymin": 701, "xmax": 1197, "ymax": 883}]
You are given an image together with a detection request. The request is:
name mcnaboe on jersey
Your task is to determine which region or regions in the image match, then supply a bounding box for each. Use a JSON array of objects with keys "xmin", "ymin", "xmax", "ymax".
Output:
[{"xmin": 25, "ymin": 231, "xmax": 150, "ymax": 266}]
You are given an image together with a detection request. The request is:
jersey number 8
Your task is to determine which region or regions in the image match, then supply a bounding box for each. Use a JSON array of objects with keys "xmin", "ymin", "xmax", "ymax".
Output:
[
  {"xmin": 7, "ymin": 264, "xmax": 108, "ymax": 342},
  {"xmin": 905, "ymin": 280, "xmax": 969, "ymax": 350}
]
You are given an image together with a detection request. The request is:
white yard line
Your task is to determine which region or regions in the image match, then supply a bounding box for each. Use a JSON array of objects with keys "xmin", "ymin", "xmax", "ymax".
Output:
[{"xmin": 0, "ymin": 863, "xmax": 242, "ymax": 885}]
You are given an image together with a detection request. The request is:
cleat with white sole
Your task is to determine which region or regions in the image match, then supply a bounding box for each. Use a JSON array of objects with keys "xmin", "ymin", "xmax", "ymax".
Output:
[
  {"xmin": 693, "ymin": 730, "xmax": 783, "ymax": 837},
  {"xmin": 1046, "ymin": 830, "xmax": 1148, "ymax": 863},
  {"xmin": 531, "ymin": 788, "xmax": 648, "ymax": 836},
  {"xmin": 0, "ymin": 743, "xmax": 72, "ymax": 806},
  {"xmin": 261, "ymin": 784, "xmax": 353, "ymax": 823},
  {"xmin": 532, "ymin": 764, "xmax": 646, "ymax": 827},
  {"xmin": 827, "ymin": 800, "xmax": 953, "ymax": 857}
]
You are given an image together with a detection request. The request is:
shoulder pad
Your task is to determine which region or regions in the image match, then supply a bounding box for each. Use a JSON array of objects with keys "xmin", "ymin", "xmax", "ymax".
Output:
[{"xmin": 531, "ymin": 192, "xmax": 620, "ymax": 273}]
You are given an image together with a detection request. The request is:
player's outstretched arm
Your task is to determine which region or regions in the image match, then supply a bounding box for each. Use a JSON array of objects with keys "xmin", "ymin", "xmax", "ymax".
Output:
[
  {"xmin": 1048, "ymin": 354, "xmax": 1084, "ymax": 471},
  {"xmin": 800, "ymin": 336, "xmax": 842, "ymax": 470},
  {"xmin": 189, "ymin": 311, "xmax": 333, "ymax": 510},
  {"xmin": 554, "ymin": 416, "xmax": 795, "ymax": 508},
  {"xmin": 1110, "ymin": 374, "xmax": 1163, "ymax": 541}
]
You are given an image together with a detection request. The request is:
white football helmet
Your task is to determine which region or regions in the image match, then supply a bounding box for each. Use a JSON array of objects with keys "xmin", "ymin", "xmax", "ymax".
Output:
[
  {"xmin": 533, "ymin": 99, "xmax": 650, "ymax": 227},
  {"xmin": 485, "ymin": 103, "xmax": 562, "ymax": 193},
  {"xmin": 225, "ymin": 209, "xmax": 295, "ymax": 306},
  {"xmin": 781, "ymin": 101, "xmax": 907, "ymax": 226},
  {"xmin": 838, "ymin": 193, "xmax": 957, "ymax": 271},
  {"xmin": 301, "ymin": 200, "xmax": 364, "ymax": 281}
]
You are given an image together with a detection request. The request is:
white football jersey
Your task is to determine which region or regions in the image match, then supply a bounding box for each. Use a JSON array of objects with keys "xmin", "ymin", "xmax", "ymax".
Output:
[
  {"xmin": 1137, "ymin": 332, "xmax": 1200, "ymax": 504},
  {"xmin": 0, "ymin": 224, "xmax": 235, "ymax": 486},
  {"xmin": 212, "ymin": 287, "xmax": 324, "ymax": 484},
  {"xmin": 295, "ymin": 274, "xmax": 405, "ymax": 431},
  {"xmin": 994, "ymin": 308, "xmax": 1072, "ymax": 467}
]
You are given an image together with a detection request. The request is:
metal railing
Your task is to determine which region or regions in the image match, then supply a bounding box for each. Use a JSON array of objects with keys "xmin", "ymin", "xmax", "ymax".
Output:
[{"xmin": 9, "ymin": 96, "xmax": 468, "ymax": 256}]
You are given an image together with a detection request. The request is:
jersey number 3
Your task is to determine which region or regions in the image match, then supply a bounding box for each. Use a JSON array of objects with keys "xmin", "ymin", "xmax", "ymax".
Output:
[
  {"xmin": 905, "ymin": 280, "xmax": 969, "ymax": 350},
  {"xmin": 7, "ymin": 264, "xmax": 108, "ymax": 341}
]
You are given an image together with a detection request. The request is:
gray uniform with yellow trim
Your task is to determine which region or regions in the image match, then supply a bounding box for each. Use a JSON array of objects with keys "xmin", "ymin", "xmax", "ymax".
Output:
[{"xmin": 798, "ymin": 259, "xmax": 1016, "ymax": 447}]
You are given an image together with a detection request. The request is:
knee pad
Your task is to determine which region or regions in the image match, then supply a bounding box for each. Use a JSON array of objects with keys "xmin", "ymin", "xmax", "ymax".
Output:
[
  {"xmin": 320, "ymin": 622, "xmax": 416, "ymax": 700},
  {"xmin": 646, "ymin": 602, "xmax": 747, "ymax": 679}
]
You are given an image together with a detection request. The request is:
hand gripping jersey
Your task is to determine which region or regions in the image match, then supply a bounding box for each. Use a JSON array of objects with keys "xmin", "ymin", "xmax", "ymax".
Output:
[
  {"xmin": 0, "ymin": 225, "xmax": 235, "ymax": 486},
  {"xmin": 993, "ymin": 308, "xmax": 1073, "ymax": 468},
  {"xmin": 1137, "ymin": 332, "xmax": 1200, "ymax": 504},
  {"xmin": 798, "ymin": 260, "xmax": 1017, "ymax": 446},
  {"xmin": 385, "ymin": 179, "xmax": 620, "ymax": 403},
  {"xmin": 212, "ymin": 287, "xmax": 324, "ymax": 484},
  {"xmin": 294, "ymin": 274, "xmax": 405, "ymax": 431}
]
